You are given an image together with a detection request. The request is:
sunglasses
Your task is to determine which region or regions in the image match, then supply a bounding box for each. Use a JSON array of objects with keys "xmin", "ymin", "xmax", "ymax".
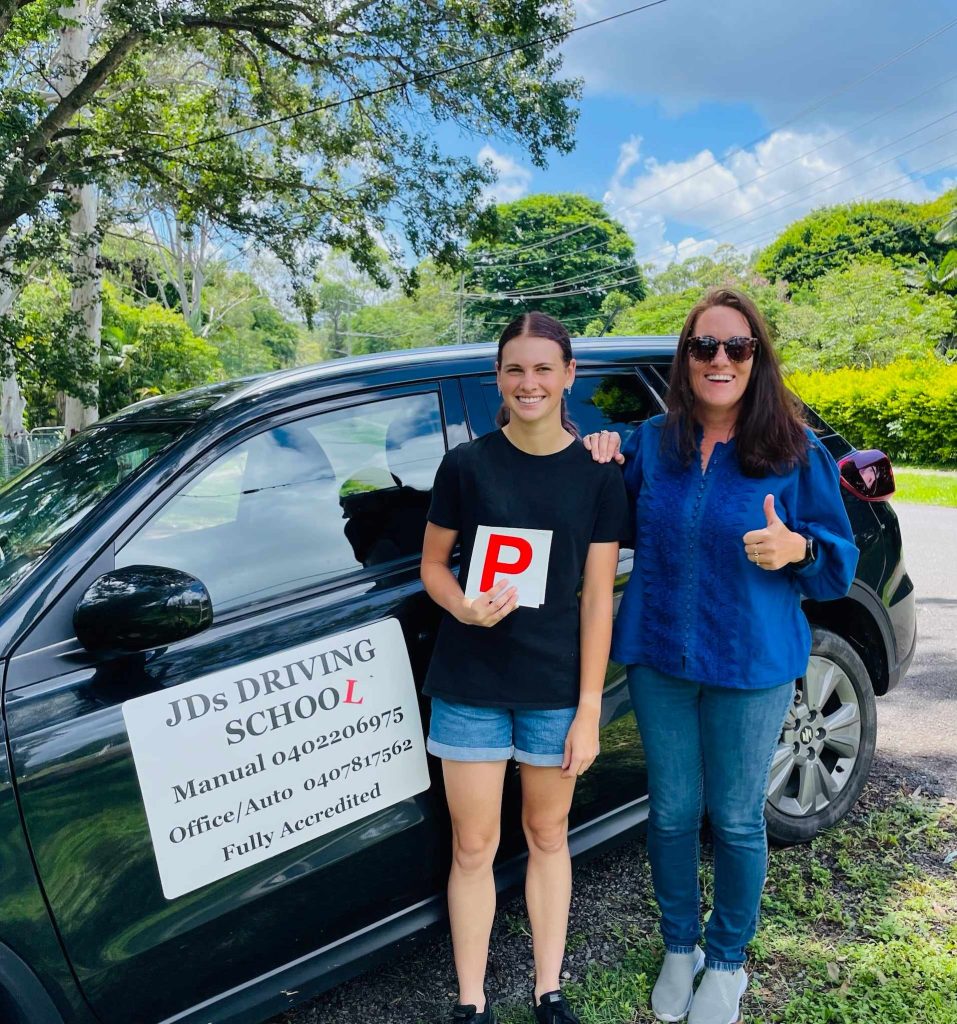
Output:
[{"xmin": 687, "ymin": 335, "xmax": 759, "ymax": 363}]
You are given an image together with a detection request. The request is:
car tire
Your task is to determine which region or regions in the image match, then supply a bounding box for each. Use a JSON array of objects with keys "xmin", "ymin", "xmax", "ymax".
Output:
[{"xmin": 764, "ymin": 627, "xmax": 877, "ymax": 845}]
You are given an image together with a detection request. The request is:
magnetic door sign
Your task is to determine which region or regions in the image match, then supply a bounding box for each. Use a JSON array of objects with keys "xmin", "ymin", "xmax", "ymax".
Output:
[
  {"xmin": 121, "ymin": 617, "xmax": 429, "ymax": 900},
  {"xmin": 465, "ymin": 525, "xmax": 553, "ymax": 608}
]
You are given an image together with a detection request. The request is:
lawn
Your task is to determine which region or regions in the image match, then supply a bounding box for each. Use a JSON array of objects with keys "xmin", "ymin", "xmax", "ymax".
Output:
[
  {"xmin": 496, "ymin": 788, "xmax": 957, "ymax": 1024},
  {"xmin": 892, "ymin": 468, "xmax": 957, "ymax": 507}
]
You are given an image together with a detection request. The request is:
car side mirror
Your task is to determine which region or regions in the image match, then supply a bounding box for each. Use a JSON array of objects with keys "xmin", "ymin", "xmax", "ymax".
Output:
[
  {"xmin": 838, "ymin": 449, "xmax": 895, "ymax": 502},
  {"xmin": 74, "ymin": 565, "xmax": 213, "ymax": 653}
]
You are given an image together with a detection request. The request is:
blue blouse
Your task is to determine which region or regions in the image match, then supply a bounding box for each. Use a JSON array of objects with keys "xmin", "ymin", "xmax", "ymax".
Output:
[{"xmin": 611, "ymin": 415, "xmax": 859, "ymax": 688}]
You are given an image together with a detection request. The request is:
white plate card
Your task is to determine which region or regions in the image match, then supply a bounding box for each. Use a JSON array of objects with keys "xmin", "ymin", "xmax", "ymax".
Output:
[{"xmin": 465, "ymin": 525, "xmax": 553, "ymax": 608}]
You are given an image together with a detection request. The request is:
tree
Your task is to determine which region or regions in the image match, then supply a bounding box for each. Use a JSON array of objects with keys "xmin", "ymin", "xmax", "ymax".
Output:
[
  {"xmin": 776, "ymin": 259, "xmax": 955, "ymax": 371},
  {"xmin": 207, "ymin": 280, "xmax": 300, "ymax": 376},
  {"xmin": 755, "ymin": 196, "xmax": 952, "ymax": 290},
  {"xmin": 1, "ymin": 1, "xmax": 579, "ymax": 271},
  {"xmin": 600, "ymin": 247, "xmax": 787, "ymax": 339},
  {"xmin": 99, "ymin": 287, "xmax": 223, "ymax": 414},
  {"xmin": 466, "ymin": 193, "xmax": 645, "ymax": 330},
  {"xmin": 347, "ymin": 261, "xmax": 463, "ymax": 354},
  {"xmin": 2, "ymin": 0, "xmax": 580, "ymax": 422}
]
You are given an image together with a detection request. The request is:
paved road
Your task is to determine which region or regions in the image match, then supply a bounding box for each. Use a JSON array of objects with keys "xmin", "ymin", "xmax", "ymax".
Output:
[{"xmin": 876, "ymin": 502, "xmax": 957, "ymax": 795}]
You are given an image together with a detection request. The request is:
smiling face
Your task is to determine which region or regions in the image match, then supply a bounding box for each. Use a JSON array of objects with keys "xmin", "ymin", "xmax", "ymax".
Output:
[
  {"xmin": 496, "ymin": 333, "xmax": 575, "ymax": 427},
  {"xmin": 687, "ymin": 304, "xmax": 754, "ymax": 421}
]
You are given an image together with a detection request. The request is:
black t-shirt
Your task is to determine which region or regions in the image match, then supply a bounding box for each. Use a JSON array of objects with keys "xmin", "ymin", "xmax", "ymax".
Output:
[{"xmin": 423, "ymin": 430, "xmax": 631, "ymax": 709}]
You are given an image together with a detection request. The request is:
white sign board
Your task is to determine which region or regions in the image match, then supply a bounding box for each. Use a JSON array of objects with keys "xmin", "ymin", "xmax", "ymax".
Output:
[
  {"xmin": 122, "ymin": 617, "xmax": 429, "ymax": 900},
  {"xmin": 465, "ymin": 525, "xmax": 552, "ymax": 608}
]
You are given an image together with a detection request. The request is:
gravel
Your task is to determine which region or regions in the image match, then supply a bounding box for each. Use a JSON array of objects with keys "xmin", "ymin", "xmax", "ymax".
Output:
[{"xmin": 267, "ymin": 750, "xmax": 951, "ymax": 1024}]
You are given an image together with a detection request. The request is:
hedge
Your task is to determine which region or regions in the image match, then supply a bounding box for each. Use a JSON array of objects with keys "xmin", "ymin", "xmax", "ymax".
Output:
[{"xmin": 788, "ymin": 359, "xmax": 957, "ymax": 467}]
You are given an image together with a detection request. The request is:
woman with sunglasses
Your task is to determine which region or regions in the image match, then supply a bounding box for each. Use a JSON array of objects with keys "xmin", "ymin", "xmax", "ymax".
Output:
[{"xmin": 586, "ymin": 288, "xmax": 857, "ymax": 1024}]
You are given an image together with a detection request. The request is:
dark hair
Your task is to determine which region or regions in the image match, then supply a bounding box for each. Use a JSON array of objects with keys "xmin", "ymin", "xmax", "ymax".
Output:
[
  {"xmin": 494, "ymin": 311, "xmax": 579, "ymax": 437},
  {"xmin": 666, "ymin": 287, "xmax": 808, "ymax": 476}
]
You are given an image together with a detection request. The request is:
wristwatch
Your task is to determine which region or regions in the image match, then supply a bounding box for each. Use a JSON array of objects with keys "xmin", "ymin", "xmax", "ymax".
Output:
[{"xmin": 793, "ymin": 535, "xmax": 817, "ymax": 570}]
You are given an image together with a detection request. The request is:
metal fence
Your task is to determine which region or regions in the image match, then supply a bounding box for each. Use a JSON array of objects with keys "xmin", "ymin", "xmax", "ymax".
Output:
[{"xmin": 0, "ymin": 428, "xmax": 65, "ymax": 481}]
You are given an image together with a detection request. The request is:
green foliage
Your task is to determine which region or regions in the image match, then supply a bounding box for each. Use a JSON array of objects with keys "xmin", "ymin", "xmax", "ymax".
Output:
[
  {"xmin": 790, "ymin": 359, "xmax": 957, "ymax": 466},
  {"xmin": 99, "ymin": 290, "xmax": 223, "ymax": 415},
  {"xmin": 755, "ymin": 195, "xmax": 953, "ymax": 289},
  {"xmin": 595, "ymin": 248, "xmax": 787, "ymax": 340},
  {"xmin": 778, "ymin": 260, "xmax": 955, "ymax": 371},
  {"xmin": 605, "ymin": 288, "xmax": 696, "ymax": 336},
  {"xmin": 206, "ymin": 276, "xmax": 300, "ymax": 377},
  {"xmin": 8, "ymin": 278, "xmax": 95, "ymax": 427},
  {"xmin": 348, "ymin": 262, "xmax": 464, "ymax": 354},
  {"xmin": 466, "ymin": 193, "xmax": 645, "ymax": 330},
  {"xmin": 1, "ymin": 1, "xmax": 581, "ymax": 287}
]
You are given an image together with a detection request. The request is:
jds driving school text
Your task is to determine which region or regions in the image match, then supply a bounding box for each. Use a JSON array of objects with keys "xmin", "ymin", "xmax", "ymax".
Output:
[{"xmin": 122, "ymin": 618, "xmax": 429, "ymax": 899}]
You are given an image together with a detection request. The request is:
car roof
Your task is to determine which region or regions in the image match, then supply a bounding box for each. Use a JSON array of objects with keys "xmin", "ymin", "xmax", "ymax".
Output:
[{"xmin": 99, "ymin": 336, "xmax": 679, "ymax": 426}]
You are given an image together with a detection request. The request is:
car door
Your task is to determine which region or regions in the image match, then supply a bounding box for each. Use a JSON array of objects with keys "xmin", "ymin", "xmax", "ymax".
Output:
[
  {"xmin": 4, "ymin": 383, "xmax": 462, "ymax": 1024},
  {"xmin": 460, "ymin": 368, "xmax": 661, "ymax": 835}
]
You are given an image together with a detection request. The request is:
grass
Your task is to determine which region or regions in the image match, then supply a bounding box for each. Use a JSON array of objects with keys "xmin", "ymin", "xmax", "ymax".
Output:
[
  {"xmin": 892, "ymin": 467, "xmax": 957, "ymax": 507},
  {"xmin": 496, "ymin": 793, "xmax": 957, "ymax": 1024}
]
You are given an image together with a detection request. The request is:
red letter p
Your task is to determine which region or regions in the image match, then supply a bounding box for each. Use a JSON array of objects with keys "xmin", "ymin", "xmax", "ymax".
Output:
[{"xmin": 480, "ymin": 533, "xmax": 533, "ymax": 592}]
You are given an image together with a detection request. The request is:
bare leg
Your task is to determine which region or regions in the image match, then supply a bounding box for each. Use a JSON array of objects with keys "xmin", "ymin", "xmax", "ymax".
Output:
[
  {"xmin": 520, "ymin": 763, "xmax": 577, "ymax": 1001},
  {"xmin": 443, "ymin": 759, "xmax": 509, "ymax": 1010}
]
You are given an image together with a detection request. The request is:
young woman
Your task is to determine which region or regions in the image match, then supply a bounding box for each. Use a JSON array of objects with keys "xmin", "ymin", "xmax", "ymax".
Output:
[
  {"xmin": 586, "ymin": 288, "xmax": 858, "ymax": 1024},
  {"xmin": 420, "ymin": 312, "xmax": 629, "ymax": 1024}
]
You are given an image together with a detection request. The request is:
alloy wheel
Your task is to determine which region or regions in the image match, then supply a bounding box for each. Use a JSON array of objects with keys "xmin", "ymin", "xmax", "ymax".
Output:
[{"xmin": 766, "ymin": 655, "xmax": 863, "ymax": 818}]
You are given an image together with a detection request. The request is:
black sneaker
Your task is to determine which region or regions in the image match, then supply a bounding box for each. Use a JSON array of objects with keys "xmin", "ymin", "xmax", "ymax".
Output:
[
  {"xmin": 452, "ymin": 993, "xmax": 496, "ymax": 1023},
  {"xmin": 533, "ymin": 989, "xmax": 580, "ymax": 1024}
]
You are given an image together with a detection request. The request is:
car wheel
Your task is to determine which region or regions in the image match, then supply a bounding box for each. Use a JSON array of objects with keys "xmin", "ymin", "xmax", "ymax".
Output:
[{"xmin": 764, "ymin": 627, "xmax": 877, "ymax": 845}]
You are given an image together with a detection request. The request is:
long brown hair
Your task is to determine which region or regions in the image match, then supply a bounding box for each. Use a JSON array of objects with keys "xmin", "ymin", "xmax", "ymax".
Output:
[
  {"xmin": 494, "ymin": 311, "xmax": 580, "ymax": 437},
  {"xmin": 666, "ymin": 288, "xmax": 808, "ymax": 476}
]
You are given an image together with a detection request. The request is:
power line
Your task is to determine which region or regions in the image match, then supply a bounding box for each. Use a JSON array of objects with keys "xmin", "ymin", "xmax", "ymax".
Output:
[
  {"xmin": 474, "ymin": 68, "xmax": 957, "ymax": 274},
  {"xmin": 472, "ymin": 109, "xmax": 957, "ymax": 300},
  {"xmin": 159, "ymin": 0, "xmax": 674, "ymax": 155},
  {"xmin": 470, "ymin": 13, "xmax": 957, "ymax": 262}
]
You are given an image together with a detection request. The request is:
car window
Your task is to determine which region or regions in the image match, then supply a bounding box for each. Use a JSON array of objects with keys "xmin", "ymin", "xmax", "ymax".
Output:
[
  {"xmin": 0, "ymin": 424, "xmax": 190, "ymax": 602},
  {"xmin": 477, "ymin": 372, "xmax": 658, "ymax": 442},
  {"xmin": 117, "ymin": 392, "xmax": 446, "ymax": 613}
]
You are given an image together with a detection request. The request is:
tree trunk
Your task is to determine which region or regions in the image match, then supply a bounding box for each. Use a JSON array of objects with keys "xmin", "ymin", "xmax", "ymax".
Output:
[
  {"xmin": 62, "ymin": 180, "xmax": 101, "ymax": 433},
  {"xmin": 0, "ymin": 272, "xmax": 26, "ymax": 438},
  {"xmin": 56, "ymin": 0, "xmax": 101, "ymax": 434}
]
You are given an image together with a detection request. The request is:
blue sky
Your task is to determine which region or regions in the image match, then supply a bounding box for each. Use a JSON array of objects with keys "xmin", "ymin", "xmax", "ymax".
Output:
[{"xmin": 455, "ymin": 0, "xmax": 957, "ymax": 268}]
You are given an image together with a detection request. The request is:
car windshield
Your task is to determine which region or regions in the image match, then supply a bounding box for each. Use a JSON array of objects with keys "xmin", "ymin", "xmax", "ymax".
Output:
[{"xmin": 0, "ymin": 423, "xmax": 191, "ymax": 600}]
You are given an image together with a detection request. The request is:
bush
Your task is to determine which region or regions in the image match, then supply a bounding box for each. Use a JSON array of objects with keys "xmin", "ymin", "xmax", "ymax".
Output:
[{"xmin": 789, "ymin": 360, "xmax": 957, "ymax": 466}]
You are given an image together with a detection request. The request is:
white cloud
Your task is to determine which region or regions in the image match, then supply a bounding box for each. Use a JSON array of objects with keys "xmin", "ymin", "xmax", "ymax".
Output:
[
  {"xmin": 604, "ymin": 129, "xmax": 941, "ymax": 267},
  {"xmin": 478, "ymin": 145, "xmax": 533, "ymax": 204}
]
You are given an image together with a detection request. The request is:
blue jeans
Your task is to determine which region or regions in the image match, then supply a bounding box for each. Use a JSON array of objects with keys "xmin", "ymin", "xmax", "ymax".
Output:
[{"xmin": 628, "ymin": 665, "xmax": 794, "ymax": 970}]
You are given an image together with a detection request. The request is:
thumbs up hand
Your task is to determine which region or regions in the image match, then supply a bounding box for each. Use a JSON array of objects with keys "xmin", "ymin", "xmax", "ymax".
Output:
[{"xmin": 742, "ymin": 494, "xmax": 807, "ymax": 571}]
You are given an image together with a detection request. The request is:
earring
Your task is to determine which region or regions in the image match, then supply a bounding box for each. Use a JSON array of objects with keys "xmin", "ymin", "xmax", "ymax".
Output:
[
  {"xmin": 565, "ymin": 386, "xmax": 572, "ymax": 395},
  {"xmin": 497, "ymin": 387, "xmax": 502, "ymax": 397}
]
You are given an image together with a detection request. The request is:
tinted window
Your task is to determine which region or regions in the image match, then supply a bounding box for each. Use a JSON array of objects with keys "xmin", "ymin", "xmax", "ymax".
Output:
[
  {"xmin": 479, "ymin": 372, "xmax": 658, "ymax": 441},
  {"xmin": 117, "ymin": 392, "xmax": 445, "ymax": 612},
  {"xmin": 0, "ymin": 424, "xmax": 188, "ymax": 601}
]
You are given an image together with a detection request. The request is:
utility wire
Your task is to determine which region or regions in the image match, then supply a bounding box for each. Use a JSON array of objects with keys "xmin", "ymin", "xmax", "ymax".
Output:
[
  {"xmin": 470, "ymin": 13, "xmax": 957, "ymax": 261},
  {"xmin": 474, "ymin": 68, "xmax": 957, "ymax": 273},
  {"xmin": 473, "ymin": 108, "xmax": 957, "ymax": 300},
  {"xmin": 159, "ymin": 0, "xmax": 674, "ymax": 155}
]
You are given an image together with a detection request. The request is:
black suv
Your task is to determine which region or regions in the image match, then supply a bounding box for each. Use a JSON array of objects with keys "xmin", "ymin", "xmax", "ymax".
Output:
[{"xmin": 0, "ymin": 339, "xmax": 915, "ymax": 1024}]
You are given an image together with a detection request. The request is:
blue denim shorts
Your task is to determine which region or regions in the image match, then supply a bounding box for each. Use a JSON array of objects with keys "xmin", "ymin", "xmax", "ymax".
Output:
[{"xmin": 427, "ymin": 696, "xmax": 577, "ymax": 767}]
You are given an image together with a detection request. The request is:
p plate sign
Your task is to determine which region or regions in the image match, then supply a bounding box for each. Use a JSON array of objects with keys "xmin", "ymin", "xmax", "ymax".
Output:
[
  {"xmin": 465, "ymin": 525, "xmax": 552, "ymax": 608},
  {"xmin": 122, "ymin": 617, "xmax": 429, "ymax": 900}
]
